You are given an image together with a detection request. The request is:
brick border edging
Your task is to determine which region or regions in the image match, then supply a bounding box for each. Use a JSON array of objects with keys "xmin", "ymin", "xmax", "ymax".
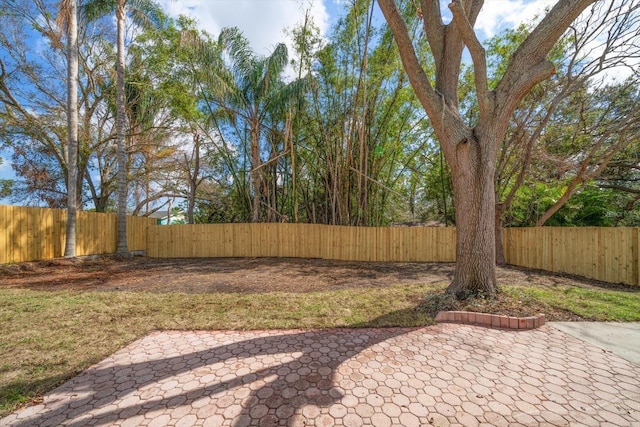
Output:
[{"xmin": 435, "ymin": 311, "xmax": 546, "ymax": 330}]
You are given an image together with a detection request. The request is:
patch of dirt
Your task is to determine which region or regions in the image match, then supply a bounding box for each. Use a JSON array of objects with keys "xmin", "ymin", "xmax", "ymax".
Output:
[
  {"xmin": 0, "ymin": 256, "xmax": 456, "ymax": 293},
  {"xmin": 419, "ymin": 290, "xmax": 586, "ymax": 322},
  {"xmin": 0, "ymin": 256, "xmax": 634, "ymax": 320}
]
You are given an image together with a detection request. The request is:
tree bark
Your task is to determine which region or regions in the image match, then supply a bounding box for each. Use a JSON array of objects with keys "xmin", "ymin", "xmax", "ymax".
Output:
[
  {"xmin": 63, "ymin": 0, "xmax": 78, "ymax": 258},
  {"xmin": 445, "ymin": 130, "xmax": 497, "ymax": 297},
  {"xmin": 115, "ymin": 1, "xmax": 129, "ymax": 255},
  {"xmin": 186, "ymin": 132, "xmax": 200, "ymax": 225}
]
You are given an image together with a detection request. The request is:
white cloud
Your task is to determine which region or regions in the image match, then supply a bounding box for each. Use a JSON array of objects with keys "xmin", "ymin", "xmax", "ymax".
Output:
[
  {"xmin": 580, "ymin": 37, "xmax": 637, "ymax": 84},
  {"xmin": 158, "ymin": 0, "xmax": 330, "ymax": 56},
  {"xmin": 0, "ymin": 155, "xmax": 14, "ymax": 179},
  {"xmin": 473, "ymin": 0, "xmax": 556, "ymax": 38}
]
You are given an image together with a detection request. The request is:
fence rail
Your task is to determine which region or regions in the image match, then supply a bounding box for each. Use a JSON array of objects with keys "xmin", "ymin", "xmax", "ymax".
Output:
[
  {"xmin": 0, "ymin": 205, "xmax": 155, "ymax": 264},
  {"xmin": 1, "ymin": 205, "xmax": 638, "ymax": 285}
]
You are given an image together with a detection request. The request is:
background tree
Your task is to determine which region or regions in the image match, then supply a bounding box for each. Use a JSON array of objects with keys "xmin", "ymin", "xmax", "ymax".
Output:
[
  {"xmin": 201, "ymin": 28, "xmax": 306, "ymax": 222},
  {"xmin": 532, "ymin": 81, "xmax": 639, "ymax": 226},
  {"xmin": 0, "ymin": 0, "xmax": 114, "ymax": 210},
  {"xmin": 596, "ymin": 136, "xmax": 640, "ymax": 225},
  {"xmin": 491, "ymin": 1, "xmax": 640, "ymax": 262},
  {"xmin": 2, "ymin": 0, "xmax": 638, "ymax": 243},
  {"xmin": 58, "ymin": 0, "xmax": 79, "ymax": 257},
  {"xmin": 83, "ymin": 0, "xmax": 164, "ymax": 255},
  {"xmin": 1, "ymin": 0, "xmax": 73, "ymax": 207},
  {"xmin": 294, "ymin": 0, "xmax": 428, "ymax": 226}
]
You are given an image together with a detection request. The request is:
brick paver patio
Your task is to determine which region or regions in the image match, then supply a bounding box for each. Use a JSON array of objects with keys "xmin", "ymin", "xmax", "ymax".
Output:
[{"xmin": 2, "ymin": 324, "xmax": 639, "ymax": 426}]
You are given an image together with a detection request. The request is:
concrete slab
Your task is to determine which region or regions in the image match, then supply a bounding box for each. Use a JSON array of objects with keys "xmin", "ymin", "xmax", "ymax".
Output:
[{"xmin": 549, "ymin": 322, "xmax": 640, "ymax": 365}]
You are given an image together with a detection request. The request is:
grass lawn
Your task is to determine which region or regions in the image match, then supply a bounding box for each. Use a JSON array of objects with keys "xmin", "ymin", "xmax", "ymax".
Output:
[{"xmin": 1, "ymin": 282, "xmax": 639, "ymax": 417}]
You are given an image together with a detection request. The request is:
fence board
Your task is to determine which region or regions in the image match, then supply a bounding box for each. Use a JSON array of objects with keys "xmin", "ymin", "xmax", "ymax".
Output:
[
  {"xmin": 633, "ymin": 228, "xmax": 639, "ymax": 285},
  {"xmin": 0, "ymin": 206, "xmax": 9, "ymax": 263}
]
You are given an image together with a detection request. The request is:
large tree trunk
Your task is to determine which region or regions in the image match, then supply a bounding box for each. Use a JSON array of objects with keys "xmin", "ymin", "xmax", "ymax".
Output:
[
  {"xmin": 445, "ymin": 133, "xmax": 497, "ymax": 297},
  {"xmin": 115, "ymin": 1, "xmax": 129, "ymax": 255},
  {"xmin": 63, "ymin": 0, "xmax": 78, "ymax": 258}
]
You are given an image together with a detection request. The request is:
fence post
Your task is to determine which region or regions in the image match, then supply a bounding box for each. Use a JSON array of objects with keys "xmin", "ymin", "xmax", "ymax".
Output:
[{"xmin": 502, "ymin": 228, "xmax": 508, "ymax": 264}]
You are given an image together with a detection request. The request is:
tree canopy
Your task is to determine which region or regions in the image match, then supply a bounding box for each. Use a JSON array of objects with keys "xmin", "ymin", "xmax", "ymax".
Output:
[{"xmin": 0, "ymin": 0, "xmax": 638, "ymax": 265}]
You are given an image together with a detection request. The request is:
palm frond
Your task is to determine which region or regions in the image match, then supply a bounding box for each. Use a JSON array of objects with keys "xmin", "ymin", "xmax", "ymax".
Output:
[
  {"xmin": 126, "ymin": 0, "xmax": 167, "ymax": 30},
  {"xmin": 261, "ymin": 75, "xmax": 309, "ymax": 121},
  {"xmin": 56, "ymin": 0, "xmax": 74, "ymax": 33},
  {"xmin": 219, "ymin": 27, "xmax": 256, "ymax": 78},
  {"xmin": 256, "ymin": 43, "xmax": 288, "ymax": 100},
  {"xmin": 82, "ymin": 0, "xmax": 116, "ymax": 22}
]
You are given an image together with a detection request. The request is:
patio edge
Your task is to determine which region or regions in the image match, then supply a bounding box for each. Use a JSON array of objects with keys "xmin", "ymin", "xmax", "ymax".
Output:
[{"xmin": 435, "ymin": 311, "xmax": 546, "ymax": 330}]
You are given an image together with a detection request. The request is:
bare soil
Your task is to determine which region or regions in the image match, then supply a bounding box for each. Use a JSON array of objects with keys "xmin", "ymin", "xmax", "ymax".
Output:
[{"xmin": 0, "ymin": 255, "xmax": 622, "ymax": 294}]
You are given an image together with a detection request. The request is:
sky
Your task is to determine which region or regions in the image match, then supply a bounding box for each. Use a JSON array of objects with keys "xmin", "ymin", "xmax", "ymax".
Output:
[
  {"xmin": 155, "ymin": 0, "xmax": 557, "ymax": 56},
  {"xmin": 0, "ymin": 0, "xmax": 573, "ymax": 205}
]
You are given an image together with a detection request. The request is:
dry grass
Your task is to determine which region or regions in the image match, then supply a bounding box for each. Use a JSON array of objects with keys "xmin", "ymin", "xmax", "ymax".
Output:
[
  {"xmin": 0, "ymin": 284, "xmax": 436, "ymax": 415},
  {"xmin": 1, "ymin": 258, "xmax": 639, "ymax": 417}
]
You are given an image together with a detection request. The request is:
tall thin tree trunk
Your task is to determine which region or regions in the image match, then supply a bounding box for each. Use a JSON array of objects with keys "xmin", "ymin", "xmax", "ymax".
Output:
[
  {"xmin": 286, "ymin": 114, "xmax": 298, "ymax": 222},
  {"xmin": 63, "ymin": 0, "xmax": 78, "ymax": 258},
  {"xmin": 187, "ymin": 132, "xmax": 200, "ymax": 225},
  {"xmin": 115, "ymin": 1, "xmax": 129, "ymax": 255},
  {"xmin": 250, "ymin": 118, "xmax": 262, "ymax": 222}
]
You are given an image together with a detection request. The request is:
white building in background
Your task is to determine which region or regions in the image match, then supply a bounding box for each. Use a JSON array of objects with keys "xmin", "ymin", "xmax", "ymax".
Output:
[{"xmin": 146, "ymin": 210, "xmax": 186, "ymax": 225}]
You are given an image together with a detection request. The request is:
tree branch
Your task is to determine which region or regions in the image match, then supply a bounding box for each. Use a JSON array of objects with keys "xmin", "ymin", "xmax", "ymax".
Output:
[
  {"xmin": 495, "ymin": 60, "xmax": 556, "ymax": 134},
  {"xmin": 495, "ymin": 0, "xmax": 597, "ymax": 130},
  {"xmin": 378, "ymin": 0, "xmax": 443, "ymax": 131},
  {"xmin": 449, "ymin": 0, "xmax": 490, "ymax": 119},
  {"xmin": 249, "ymin": 150, "xmax": 290, "ymax": 173},
  {"xmin": 420, "ymin": 0, "xmax": 444, "ymax": 60}
]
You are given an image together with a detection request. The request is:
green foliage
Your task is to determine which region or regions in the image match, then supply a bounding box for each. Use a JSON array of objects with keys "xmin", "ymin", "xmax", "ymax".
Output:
[
  {"xmin": 0, "ymin": 179, "xmax": 12, "ymax": 198},
  {"xmin": 292, "ymin": 0, "xmax": 433, "ymax": 225},
  {"xmin": 489, "ymin": 13, "xmax": 640, "ymax": 228},
  {"xmin": 506, "ymin": 183, "xmax": 634, "ymax": 227},
  {"xmin": 82, "ymin": 0, "xmax": 166, "ymax": 29},
  {"xmin": 1, "ymin": 0, "xmax": 638, "ymax": 227}
]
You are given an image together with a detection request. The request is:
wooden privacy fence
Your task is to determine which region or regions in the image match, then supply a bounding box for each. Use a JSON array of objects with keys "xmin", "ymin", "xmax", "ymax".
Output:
[
  {"xmin": 145, "ymin": 224, "xmax": 640, "ymax": 286},
  {"xmin": 503, "ymin": 227, "xmax": 639, "ymax": 286},
  {"xmin": 2, "ymin": 205, "xmax": 639, "ymax": 286},
  {"xmin": 147, "ymin": 223, "xmax": 457, "ymax": 262},
  {"xmin": 0, "ymin": 205, "xmax": 156, "ymax": 264}
]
